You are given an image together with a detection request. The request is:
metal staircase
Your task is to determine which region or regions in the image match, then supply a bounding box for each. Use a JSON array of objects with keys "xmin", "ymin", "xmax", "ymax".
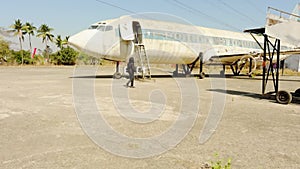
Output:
[{"xmin": 134, "ymin": 43, "xmax": 151, "ymax": 79}]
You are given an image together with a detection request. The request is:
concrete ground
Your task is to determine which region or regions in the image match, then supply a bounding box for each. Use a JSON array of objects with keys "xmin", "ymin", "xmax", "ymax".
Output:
[{"xmin": 0, "ymin": 66, "xmax": 299, "ymax": 169}]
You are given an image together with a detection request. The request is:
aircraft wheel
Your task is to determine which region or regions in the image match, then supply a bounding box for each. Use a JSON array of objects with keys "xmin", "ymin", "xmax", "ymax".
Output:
[
  {"xmin": 276, "ymin": 90, "xmax": 292, "ymax": 104},
  {"xmin": 295, "ymin": 88, "xmax": 300, "ymax": 97},
  {"xmin": 199, "ymin": 72, "xmax": 205, "ymax": 79},
  {"xmin": 113, "ymin": 72, "xmax": 122, "ymax": 79}
]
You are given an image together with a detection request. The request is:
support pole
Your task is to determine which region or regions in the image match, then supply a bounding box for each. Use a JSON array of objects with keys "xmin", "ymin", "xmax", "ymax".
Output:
[
  {"xmin": 173, "ymin": 64, "xmax": 179, "ymax": 77},
  {"xmin": 249, "ymin": 58, "xmax": 253, "ymax": 74},
  {"xmin": 275, "ymin": 40, "xmax": 280, "ymax": 93},
  {"xmin": 116, "ymin": 61, "xmax": 120, "ymax": 73},
  {"xmin": 235, "ymin": 63, "xmax": 239, "ymax": 75},
  {"xmin": 230, "ymin": 65, "xmax": 234, "ymax": 75},
  {"xmin": 200, "ymin": 53, "xmax": 203, "ymax": 73},
  {"xmin": 262, "ymin": 34, "xmax": 267, "ymax": 95},
  {"xmin": 198, "ymin": 52, "xmax": 205, "ymax": 79},
  {"xmin": 113, "ymin": 61, "xmax": 122, "ymax": 79},
  {"xmin": 199, "ymin": 52, "xmax": 203, "ymax": 72},
  {"xmin": 281, "ymin": 59, "xmax": 285, "ymax": 75}
]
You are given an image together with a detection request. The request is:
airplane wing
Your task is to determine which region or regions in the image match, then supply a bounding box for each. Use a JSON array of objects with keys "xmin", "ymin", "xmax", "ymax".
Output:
[
  {"xmin": 208, "ymin": 53, "xmax": 260, "ymax": 65},
  {"xmin": 207, "ymin": 49, "xmax": 300, "ymax": 65}
]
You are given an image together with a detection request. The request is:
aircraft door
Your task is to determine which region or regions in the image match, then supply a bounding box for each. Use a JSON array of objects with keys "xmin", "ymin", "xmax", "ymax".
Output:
[
  {"xmin": 132, "ymin": 21, "xmax": 143, "ymax": 44},
  {"xmin": 119, "ymin": 22, "xmax": 135, "ymax": 62},
  {"xmin": 119, "ymin": 22, "xmax": 135, "ymax": 41}
]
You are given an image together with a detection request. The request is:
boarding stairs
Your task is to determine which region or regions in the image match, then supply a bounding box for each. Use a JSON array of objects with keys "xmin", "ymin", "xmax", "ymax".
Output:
[{"xmin": 134, "ymin": 43, "xmax": 151, "ymax": 79}]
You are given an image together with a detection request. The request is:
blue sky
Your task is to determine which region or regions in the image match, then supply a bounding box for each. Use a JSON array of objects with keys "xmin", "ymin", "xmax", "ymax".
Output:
[{"xmin": 0, "ymin": 0, "xmax": 299, "ymax": 49}]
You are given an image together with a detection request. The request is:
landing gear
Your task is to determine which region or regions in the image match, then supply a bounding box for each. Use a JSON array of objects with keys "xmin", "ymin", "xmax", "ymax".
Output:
[
  {"xmin": 113, "ymin": 61, "xmax": 122, "ymax": 79},
  {"xmin": 113, "ymin": 72, "xmax": 122, "ymax": 79},
  {"xmin": 173, "ymin": 64, "xmax": 179, "ymax": 77},
  {"xmin": 182, "ymin": 64, "xmax": 192, "ymax": 77},
  {"xmin": 276, "ymin": 90, "xmax": 292, "ymax": 104},
  {"xmin": 172, "ymin": 64, "xmax": 191, "ymax": 77},
  {"xmin": 230, "ymin": 60, "xmax": 246, "ymax": 76},
  {"xmin": 199, "ymin": 52, "xmax": 205, "ymax": 79},
  {"xmin": 228, "ymin": 56, "xmax": 256, "ymax": 77},
  {"xmin": 173, "ymin": 53, "xmax": 205, "ymax": 79},
  {"xmin": 199, "ymin": 72, "xmax": 205, "ymax": 79}
]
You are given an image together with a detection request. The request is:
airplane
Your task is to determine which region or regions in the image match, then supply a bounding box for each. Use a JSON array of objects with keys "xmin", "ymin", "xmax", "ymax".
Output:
[{"xmin": 68, "ymin": 13, "xmax": 299, "ymax": 79}]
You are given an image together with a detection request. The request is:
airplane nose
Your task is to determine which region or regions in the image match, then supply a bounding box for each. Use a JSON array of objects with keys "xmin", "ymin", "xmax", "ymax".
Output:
[{"xmin": 69, "ymin": 29, "xmax": 97, "ymax": 50}]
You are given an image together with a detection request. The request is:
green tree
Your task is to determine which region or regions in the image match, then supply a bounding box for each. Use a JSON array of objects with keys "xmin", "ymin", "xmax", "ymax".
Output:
[
  {"xmin": 10, "ymin": 19, "xmax": 26, "ymax": 65},
  {"xmin": 51, "ymin": 47, "xmax": 78, "ymax": 65},
  {"xmin": 11, "ymin": 50, "xmax": 32, "ymax": 65},
  {"xmin": 0, "ymin": 38, "xmax": 11, "ymax": 63},
  {"xmin": 23, "ymin": 22, "xmax": 36, "ymax": 52},
  {"xmin": 37, "ymin": 24, "xmax": 54, "ymax": 61}
]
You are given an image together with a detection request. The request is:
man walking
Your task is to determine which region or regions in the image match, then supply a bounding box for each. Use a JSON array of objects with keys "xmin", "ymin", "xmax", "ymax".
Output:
[{"xmin": 126, "ymin": 57, "xmax": 135, "ymax": 88}]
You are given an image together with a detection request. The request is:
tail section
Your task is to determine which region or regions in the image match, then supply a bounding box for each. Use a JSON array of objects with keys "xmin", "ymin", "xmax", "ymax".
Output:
[{"xmin": 266, "ymin": 5, "xmax": 300, "ymax": 48}]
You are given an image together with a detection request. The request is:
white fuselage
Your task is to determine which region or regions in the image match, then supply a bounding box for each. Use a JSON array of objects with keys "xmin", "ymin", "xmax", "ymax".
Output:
[{"xmin": 69, "ymin": 15, "xmax": 270, "ymax": 65}]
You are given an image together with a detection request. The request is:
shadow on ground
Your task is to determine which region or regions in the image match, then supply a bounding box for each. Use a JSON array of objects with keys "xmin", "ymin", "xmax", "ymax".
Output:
[{"xmin": 208, "ymin": 89, "xmax": 300, "ymax": 104}]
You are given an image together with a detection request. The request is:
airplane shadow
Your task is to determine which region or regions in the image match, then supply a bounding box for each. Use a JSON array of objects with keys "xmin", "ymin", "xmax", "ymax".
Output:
[
  {"xmin": 70, "ymin": 74, "xmax": 300, "ymax": 86},
  {"xmin": 207, "ymin": 89, "xmax": 300, "ymax": 104},
  {"xmin": 70, "ymin": 74, "xmax": 198, "ymax": 79},
  {"xmin": 70, "ymin": 75, "xmax": 114, "ymax": 79}
]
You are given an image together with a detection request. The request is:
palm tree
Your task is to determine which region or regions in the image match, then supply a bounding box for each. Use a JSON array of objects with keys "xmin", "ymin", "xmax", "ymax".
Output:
[
  {"xmin": 55, "ymin": 35, "xmax": 63, "ymax": 49},
  {"xmin": 55, "ymin": 35, "xmax": 69, "ymax": 49},
  {"xmin": 10, "ymin": 19, "xmax": 26, "ymax": 65},
  {"xmin": 37, "ymin": 24, "xmax": 54, "ymax": 48},
  {"xmin": 37, "ymin": 24, "xmax": 54, "ymax": 60},
  {"xmin": 65, "ymin": 36, "xmax": 70, "ymax": 47},
  {"xmin": 23, "ymin": 22, "xmax": 36, "ymax": 52}
]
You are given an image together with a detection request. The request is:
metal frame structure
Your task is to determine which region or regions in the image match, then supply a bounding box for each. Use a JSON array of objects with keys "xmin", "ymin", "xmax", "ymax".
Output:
[
  {"xmin": 244, "ymin": 28, "xmax": 281, "ymax": 95},
  {"xmin": 262, "ymin": 34, "xmax": 280, "ymax": 95},
  {"xmin": 244, "ymin": 27, "xmax": 298, "ymax": 104}
]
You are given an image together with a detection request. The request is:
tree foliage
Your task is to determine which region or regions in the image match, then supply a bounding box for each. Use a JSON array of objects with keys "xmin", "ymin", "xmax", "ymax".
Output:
[
  {"xmin": 50, "ymin": 47, "xmax": 78, "ymax": 65},
  {"xmin": 37, "ymin": 24, "xmax": 54, "ymax": 49},
  {"xmin": 10, "ymin": 50, "xmax": 32, "ymax": 64},
  {"xmin": 23, "ymin": 22, "xmax": 36, "ymax": 52},
  {"xmin": 55, "ymin": 35, "xmax": 69, "ymax": 49},
  {"xmin": 0, "ymin": 37, "xmax": 10, "ymax": 58},
  {"xmin": 0, "ymin": 38, "xmax": 10, "ymax": 62},
  {"xmin": 2, "ymin": 19, "xmax": 79, "ymax": 66}
]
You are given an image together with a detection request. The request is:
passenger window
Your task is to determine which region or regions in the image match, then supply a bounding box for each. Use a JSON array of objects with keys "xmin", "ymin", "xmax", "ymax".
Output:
[
  {"xmin": 176, "ymin": 34, "xmax": 181, "ymax": 41},
  {"xmin": 181, "ymin": 34, "xmax": 186, "ymax": 42},
  {"xmin": 167, "ymin": 32, "xmax": 174, "ymax": 40}
]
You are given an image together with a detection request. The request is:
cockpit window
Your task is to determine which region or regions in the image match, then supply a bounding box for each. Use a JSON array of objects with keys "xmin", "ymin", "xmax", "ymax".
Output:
[
  {"xmin": 104, "ymin": 25, "xmax": 113, "ymax": 31},
  {"xmin": 88, "ymin": 24, "xmax": 113, "ymax": 31},
  {"xmin": 97, "ymin": 25, "xmax": 113, "ymax": 31},
  {"xmin": 97, "ymin": 25, "xmax": 106, "ymax": 31},
  {"xmin": 88, "ymin": 25, "xmax": 98, "ymax": 29}
]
